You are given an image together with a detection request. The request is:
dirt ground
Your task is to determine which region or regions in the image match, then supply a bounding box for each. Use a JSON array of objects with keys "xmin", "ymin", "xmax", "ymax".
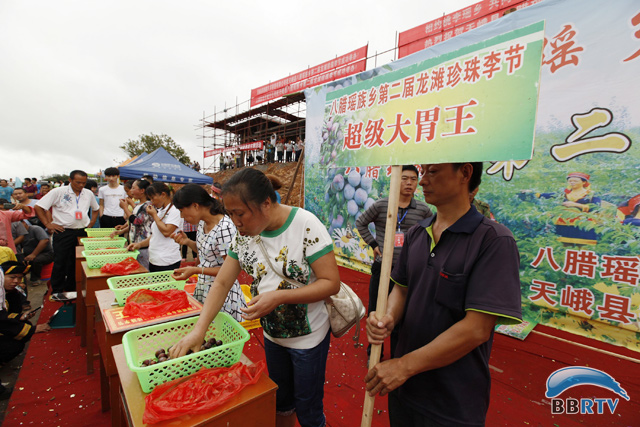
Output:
[{"xmin": 207, "ymin": 160, "xmax": 305, "ymax": 208}]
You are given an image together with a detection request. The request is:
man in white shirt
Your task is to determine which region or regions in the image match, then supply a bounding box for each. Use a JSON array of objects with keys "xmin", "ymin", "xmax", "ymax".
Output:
[
  {"xmin": 98, "ymin": 167, "xmax": 127, "ymax": 229},
  {"xmin": 35, "ymin": 170, "xmax": 99, "ymax": 301}
]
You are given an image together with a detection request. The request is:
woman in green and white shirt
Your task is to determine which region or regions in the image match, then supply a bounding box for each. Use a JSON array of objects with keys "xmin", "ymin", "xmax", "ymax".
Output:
[{"xmin": 170, "ymin": 168, "xmax": 339, "ymax": 427}]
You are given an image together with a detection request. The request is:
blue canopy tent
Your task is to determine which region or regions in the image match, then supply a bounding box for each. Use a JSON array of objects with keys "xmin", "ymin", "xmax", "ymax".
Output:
[{"xmin": 119, "ymin": 148, "xmax": 212, "ymax": 184}]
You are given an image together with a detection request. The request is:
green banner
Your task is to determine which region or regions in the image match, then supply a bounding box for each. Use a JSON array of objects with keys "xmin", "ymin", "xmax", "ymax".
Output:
[{"xmin": 321, "ymin": 21, "xmax": 544, "ymax": 167}]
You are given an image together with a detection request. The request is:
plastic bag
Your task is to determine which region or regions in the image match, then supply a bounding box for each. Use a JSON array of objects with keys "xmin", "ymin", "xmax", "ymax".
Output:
[
  {"xmin": 100, "ymin": 257, "xmax": 140, "ymax": 275},
  {"xmin": 143, "ymin": 361, "xmax": 266, "ymax": 424},
  {"xmin": 123, "ymin": 289, "xmax": 190, "ymax": 319}
]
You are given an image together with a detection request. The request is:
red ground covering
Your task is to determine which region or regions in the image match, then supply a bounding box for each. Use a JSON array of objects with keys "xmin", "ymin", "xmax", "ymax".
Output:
[{"xmin": 3, "ymin": 266, "xmax": 639, "ymax": 426}]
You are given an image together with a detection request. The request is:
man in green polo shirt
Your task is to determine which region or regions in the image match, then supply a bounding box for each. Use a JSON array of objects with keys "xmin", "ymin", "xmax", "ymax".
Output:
[{"xmin": 365, "ymin": 162, "xmax": 522, "ymax": 426}]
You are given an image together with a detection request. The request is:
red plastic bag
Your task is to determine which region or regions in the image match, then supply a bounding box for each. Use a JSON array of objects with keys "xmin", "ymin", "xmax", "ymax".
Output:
[
  {"xmin": 143, "ymin": 361, "xmax": 266, "ymax": 424},
  {"xmin": 143, "ymin": 362, "xmax": 266, "ymax": 424},
  {"xmin": 123, "ymin": 289, "xmax": 190, "ymax": 319},
  {"xmin": 100, "ymin": 257, "xmax": 140, "ymax": 275}
]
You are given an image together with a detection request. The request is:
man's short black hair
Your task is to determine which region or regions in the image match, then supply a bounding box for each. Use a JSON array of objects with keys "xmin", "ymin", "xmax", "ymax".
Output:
[
  {"xmin": 69, "ymin": 170, "xmax": 88, "ymax": 180},
  {"xmin": 23, "ymin": 178, "xmax": 31, "ymax": 182},
  {"xmin": 104, "ymin": 167, "xmax": 120, "ymax": 177},
  {"xmin": 402, "ymin": 165, "xmax": 419, "ymax": 176},
  {"xmin": 85, "ymin": 179, "xmax": 98, "ymax": 190},
  {"xmin": 40, "ymin": 183, "xmax": 50, "ymax": 188},
  {"xmin": 453, "ymin": 162, "xmax": 483, "ymax": 192},
  {"xmin": 13, "ymin": 187, "xmax": 25, "ymax": 192}
]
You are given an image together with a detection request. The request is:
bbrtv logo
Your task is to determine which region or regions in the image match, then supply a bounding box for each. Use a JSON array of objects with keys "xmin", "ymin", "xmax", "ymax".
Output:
[{"xmin": 545, "ymin": 367, "xmax": 630, "ymax": 414}]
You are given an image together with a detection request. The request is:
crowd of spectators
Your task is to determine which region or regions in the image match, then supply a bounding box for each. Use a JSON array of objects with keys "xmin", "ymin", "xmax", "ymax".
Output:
[{"xmin": 218, "ymin": 134, "xmax": 304, "ymax": 171}]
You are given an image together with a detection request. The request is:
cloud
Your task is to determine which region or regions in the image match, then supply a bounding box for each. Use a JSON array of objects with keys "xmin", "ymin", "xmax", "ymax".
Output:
[{"xmin": 0, "ymin": 0, "xmax": 477, "ymax": 178}]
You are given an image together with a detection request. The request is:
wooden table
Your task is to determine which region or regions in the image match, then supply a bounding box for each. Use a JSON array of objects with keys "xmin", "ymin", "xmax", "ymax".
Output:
[
  {"xmin": 75, "ymin": 246, "xmax": 86, "ymax": 342},
  {"xmin": 82, "ymin": 261, "xmax": 148, "ymax": 375},
  {"xmin": 113, "ymin": 344, "xmax": 277, "ymax": 427},
  {"xmin": 96, "ymin": 289, "xmax": 125, "ymax": 424}
]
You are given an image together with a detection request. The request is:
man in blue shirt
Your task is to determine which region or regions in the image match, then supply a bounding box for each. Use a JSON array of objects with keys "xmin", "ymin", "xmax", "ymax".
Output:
[
  {"xmin": 365, "ymin": 162, "xmax": 522, "ymax": 427},
  {"xmin": 0, "ymin": 180, "xmax": 13, "ymax": 202}
]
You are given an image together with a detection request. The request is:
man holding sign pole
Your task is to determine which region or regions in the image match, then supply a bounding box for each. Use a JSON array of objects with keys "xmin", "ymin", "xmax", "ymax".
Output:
[
  {"xmin": 356, "ymin": 165, "xmax": 432, "ymax": 360},
  {"xmin": 365, "ymin": 162, "xmax": 522, "ymax": 426}
]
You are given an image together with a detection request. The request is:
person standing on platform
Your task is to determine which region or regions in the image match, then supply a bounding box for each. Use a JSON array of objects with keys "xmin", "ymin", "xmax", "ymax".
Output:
[
  {"xmin": 356, "ymin": 165, "xmax": 432, "ymax": 359},
  {"xmin": 365, "ymin": 162, "xmax": 522, "ymax": 427},
  {"xmin": 127, "ymin": 182, "xmax": 182, "ymax": 272},
  {"xmin": 98, "ymin": 167, "xmax": 127, "ymax": 228},
  {"xmin": 275, "ymin": 139, "xmax": 284, "ymax": 163},
  {"xmin": 285, "ymin": 140, "xmax": 294, "ymax": 162},
  {"xmin": 294, "ymin": 137, "xmax": 304, "ymax": 162},
  {"xmin": 169, "ymin": 168, "xmax": 340, "ymax": 427},
  {"xmin": 35, "ymin": 170, "xmax": 99, "ymax": 301}
]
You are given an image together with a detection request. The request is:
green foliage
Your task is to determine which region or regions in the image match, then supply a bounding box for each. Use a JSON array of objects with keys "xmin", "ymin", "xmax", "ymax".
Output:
[
  {"xmin": 120, "ymin": 133, "xmax": 190, "ymax": 165},
  {"xmin": 42, "ymin": 173, "xmax": 69, "ymax": 182}
]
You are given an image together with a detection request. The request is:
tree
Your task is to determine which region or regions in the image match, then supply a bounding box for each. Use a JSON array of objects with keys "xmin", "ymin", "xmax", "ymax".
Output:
[
  {"xmin": 42, "ymin": 173, "xmax": 69, "ymax": 183},
  {"xmin": 120, "ymin": 133, "xmax": 191, "ymax": 165}
]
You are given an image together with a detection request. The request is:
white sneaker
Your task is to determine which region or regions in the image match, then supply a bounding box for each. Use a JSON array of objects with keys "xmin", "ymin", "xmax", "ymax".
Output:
[{"xmin": 50, "ymin": 292, "xmax": 77, "ymax": 302}]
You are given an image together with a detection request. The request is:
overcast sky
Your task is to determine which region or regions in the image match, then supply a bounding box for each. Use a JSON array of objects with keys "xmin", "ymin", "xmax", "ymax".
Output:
[{"xmin": 0, "ymin": 0, "xmax": 477, "ymax": 180}]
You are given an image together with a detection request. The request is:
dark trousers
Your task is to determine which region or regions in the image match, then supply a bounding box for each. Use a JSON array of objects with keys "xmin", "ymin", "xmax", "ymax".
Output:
[
  {"xmin": 388, "ymin": 390, "xmax": 447, "ymax": 427},
  {"xmin": 277, "ymin": 151, "xmax": 284, "ymax": 162},
  {"xmin": 285, "ymin": 151, "xmax": 293, "ymax": 162},
  {"xmin": 181, "ymin": 231, "xmax": 197, "ymax": 259},
  {"xmin": 149, "ymin": 260, "xmax": 181, "ymax": 272},
  {"xmin": 0, "ymin": 338, "xmax": 25, "ymax": 364},
  {"xmin": 29, "ymin": 251, "xmax": 55, "ymax": 280},
  {"xmin": 100, "ymin": 215, "xmax": 126, "ymax": 229},
  {"xmin": 51, "ymin": 228, "xmax": 86, "ymax": 293},
  {"xmin": 368, "ymin": 260, "xmax": 399, "ymax": 358}
]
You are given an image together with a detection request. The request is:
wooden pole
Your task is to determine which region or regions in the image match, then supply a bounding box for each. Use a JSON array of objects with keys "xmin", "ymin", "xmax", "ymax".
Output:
[
  {"xmin": 360, "ymin": 165, "xmax": 402, "ymax": 427},
  {"xmin": 284, "ymin": 147, "xmax": 304, "ymax": 205},
  {"xmin": 530, "ymin": 330, "xmax": 640, "ymax": 364}
]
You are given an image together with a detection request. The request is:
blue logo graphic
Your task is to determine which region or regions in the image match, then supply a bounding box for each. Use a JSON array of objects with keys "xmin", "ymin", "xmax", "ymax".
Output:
[{"xmin": 545, "ymin": 367, "xmax": 630, "ymax": 401}]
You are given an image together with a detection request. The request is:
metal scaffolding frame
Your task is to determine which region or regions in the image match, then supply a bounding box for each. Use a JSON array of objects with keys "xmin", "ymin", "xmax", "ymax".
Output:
[{"xmin": 197, "ymin": 92, "xmax": 307, "ymax": 172}]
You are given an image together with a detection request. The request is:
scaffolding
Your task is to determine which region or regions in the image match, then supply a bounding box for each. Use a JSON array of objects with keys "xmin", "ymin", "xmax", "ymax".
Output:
[{"xmin": 197, "ymin": 92, "xmax": 307, "ymax": 172}]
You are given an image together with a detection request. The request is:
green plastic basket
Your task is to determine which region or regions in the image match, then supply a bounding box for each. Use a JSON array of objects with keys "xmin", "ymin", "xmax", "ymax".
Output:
[
  {"xmin": 85, "ymin": 228, "xmax": 117, "ymax": 238},
  {"xmin": 81, "ymin": 249, "xmax": 139, "ymax": 269},
  {"xmin": 80, "ymin": 237, "xmax": 127, "ymax": 250},
  {"xmin": 108, "ymin": 279, "xmax": 186, "ymax": 306},
  {"xmin": 122, "ymin": 313, "xmax": 250, "ymax": 393},
  {"xmin": 106, "ymin": 271, "xmax": 178, "ymax": 305}
]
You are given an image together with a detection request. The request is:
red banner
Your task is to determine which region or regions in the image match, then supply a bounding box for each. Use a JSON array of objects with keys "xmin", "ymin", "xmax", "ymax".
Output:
[
  {"xmin": 250, "ymin": 46, "xmax": 368, "ymax": 107},
  {"xmin": 397, "ymin": 0, "xmax": 541, "ymax": 59},
  {"xmin": 251, "ymin": 59, "xmax": 367, "ymax": 107},
  {"xmin": 238, "ymin": 140, "xmax": 264, "ymax": 152},
  {"xmin": 204, "ymin": 140, "xmax": 264, "ymax": 158}
]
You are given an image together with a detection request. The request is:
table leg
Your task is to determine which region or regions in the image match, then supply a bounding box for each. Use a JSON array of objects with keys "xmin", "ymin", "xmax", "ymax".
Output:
[
  {"xmin": 75, "ymin": 259, "xmax": 83, "ymax": 337},
  {"xmin": 78, "ymin": 277, "xmax": 87, "ymax": 347},
  {"xmin": 86, "ymin": 304, "xmax": 95, "ymax": 375},
  {"xmin": 99, "ymin": 350, "xmax": 110, "ymax": 412},
  {"xmin": 110, "ymin": 375, "xmax": 122, "ymax": 427},
  {"xmin": 119, "ymin": 387, "xmax": 130, "ymax": 427}
]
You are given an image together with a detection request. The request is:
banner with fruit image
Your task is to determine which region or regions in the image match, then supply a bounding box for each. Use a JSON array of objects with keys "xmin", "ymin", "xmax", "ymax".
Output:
[
  {"xmin": 304, "ymin": 0, "xmax": 640, "ymax": 351},
  {"xmin": 318, "ymin": 21, "xmax": 544, "ymax": 169}
]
